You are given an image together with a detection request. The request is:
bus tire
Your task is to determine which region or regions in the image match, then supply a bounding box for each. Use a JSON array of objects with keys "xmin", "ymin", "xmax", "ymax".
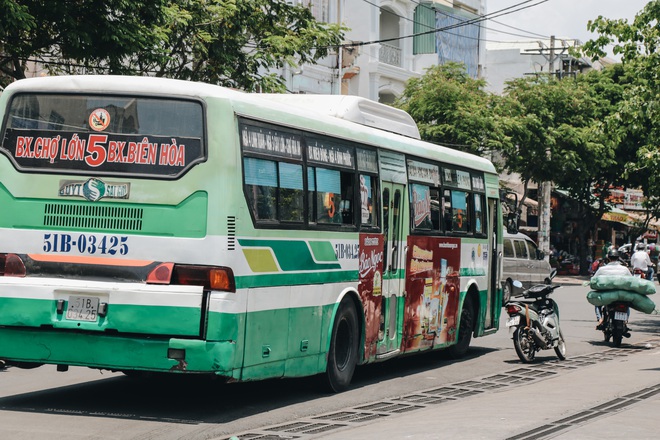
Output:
[
  {"xmin": 445, "ymin": 294, "xmax": 475, "ymax": 359},
  {"xmin": 502, "ymin": 280, "xmax": 513, "ymax": 306},
  {"xmin": 322, "ymin": 298, "xmax": 359, "ymax": 393}
]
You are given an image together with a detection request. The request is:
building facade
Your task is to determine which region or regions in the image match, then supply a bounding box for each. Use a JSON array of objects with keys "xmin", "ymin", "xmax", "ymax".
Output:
[
  {"xmin": 286, "ymin": 0, "xmax": 487, "ymax": 102},
  {"xmin": 484, "ymin": 37, "xmax": 606, "ymax": 95}
]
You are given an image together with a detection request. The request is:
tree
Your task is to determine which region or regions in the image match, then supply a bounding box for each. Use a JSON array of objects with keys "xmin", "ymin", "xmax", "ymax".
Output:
[
  {"xmin": 122, "ymin": 0, "xmax": 344, "ymax": 92},
  {"xmin": 0, "ymin": 0, "xmax": 344, "ymax": 92},
  {"xmin": 393, "ymin": 62, "xmax": 498, "ymax": 157},
  {"xmin": 491, "ymin": 65, "xmax": 638, "ymax": 274},
  {"xmin": 0, "ymin": 0, "xmax": 166, "ymax": 87},
  {"xmin": 493, "ymin": 74, "xmax": 603, "ymax": 272},
  {"xmin": 583, "ymin": 1, "xmax": 660, "ymax": 230}
]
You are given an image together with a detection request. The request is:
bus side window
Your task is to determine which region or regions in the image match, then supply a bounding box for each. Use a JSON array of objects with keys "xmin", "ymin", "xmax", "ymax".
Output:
[
  {"xmin": 410, "ymin": 183, "xmax": 433, "ymax": 231},
  {"xmin": 314, "ymin": 168, "xmax": 341, "ymax": 224},
  {"xmin": 360, "ymin": 174, "xmax": 379, "ymax": 228},
  {"xmin": 340, "ymin": 171, "xmax": 354, "ymax": 225},
  {"xmin": 307, "ymin": 167, "xmax": 317, "ymax": 223},
  {"xmin": 312, "ymin": 167, "xmax": 355, "ymax": 225},
  {"xmin": 451, "ymin": 190, "xmax": 470, "ymax": 233},
  {"xmin": 474, "ymin": 193, "xmax": 485, "ymax": 234},
  {"xmin": 430, "ymin": 188, "xmax": 440, "ymax": 230},
  {"xmin": 443, "ymin": 189, "xmax": 452, "ymax": 232},
  {"xmin": 279, "ymin": 162, "xmax": 304, "ymax": 222},
  {"xmin": 244, "ymin": 157, "xmax": 277, "ymax": 221}
]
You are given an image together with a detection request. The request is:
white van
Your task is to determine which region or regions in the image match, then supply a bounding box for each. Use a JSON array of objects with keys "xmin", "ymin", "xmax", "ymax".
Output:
[{"xmin": 502, "ymin": 232, "xmax": 554, "ymax": 304}]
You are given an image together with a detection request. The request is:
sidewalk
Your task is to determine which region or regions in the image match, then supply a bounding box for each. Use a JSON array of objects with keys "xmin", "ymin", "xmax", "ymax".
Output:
[
  {"xmin": 318, "ymin": 342, "xmax": 660, "ymax": 439},
  {"xmin": 553, "ymin": 274, "xmax": 590, "ymax": 286}
]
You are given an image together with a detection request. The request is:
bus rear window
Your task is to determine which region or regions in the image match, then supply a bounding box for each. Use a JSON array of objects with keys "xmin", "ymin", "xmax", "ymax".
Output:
[{"xmin": 2, "ymin": 93, "xmax": 205, "ymax": 178}]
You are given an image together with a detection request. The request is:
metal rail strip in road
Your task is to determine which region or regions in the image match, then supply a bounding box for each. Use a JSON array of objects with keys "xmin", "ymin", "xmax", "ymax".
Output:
[{"xmin": 222, "ymin": 340, "xmax": 658, "ymax": 440}]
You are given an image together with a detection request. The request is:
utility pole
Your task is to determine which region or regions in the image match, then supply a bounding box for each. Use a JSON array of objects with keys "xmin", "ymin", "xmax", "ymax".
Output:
[
  {"xmin": 336, "ymin": 0, "xmax": 343, "ymax": 95},
  {"xmin": 538, "ymin": 35, "xmax": 555, "ymax": 259}
]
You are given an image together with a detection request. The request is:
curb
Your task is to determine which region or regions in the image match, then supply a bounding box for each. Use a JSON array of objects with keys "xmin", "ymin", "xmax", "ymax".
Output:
[{"xmin": 553, "ymin": 276, "xmax": 589, "ymax": 286}]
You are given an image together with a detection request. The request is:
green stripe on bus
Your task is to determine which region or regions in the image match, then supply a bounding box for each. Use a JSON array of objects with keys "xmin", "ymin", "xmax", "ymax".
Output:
[
  {"xmin": 459, "ymin": 268, "xmax": 486, "ymax": 277},
  {"xmin": 239, "ymin": 239, "xmax": 341, "ymax": 271},
  {"xmin": 308, "ymin": 241, "xmax": 339, "ymax": 262},
  {"xmin": 235, "ymin": 270, "xmax": 359, "ymax": 289}
]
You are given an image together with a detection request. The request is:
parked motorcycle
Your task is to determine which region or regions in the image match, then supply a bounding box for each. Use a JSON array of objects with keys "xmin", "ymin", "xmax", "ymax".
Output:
[
  {"xmin": 505, "ymin": 280, "xmax": 566, "ymax": 363},
  {"xmin": 598, "ymin": 302, "xmax": 631, "ymax": 347}
]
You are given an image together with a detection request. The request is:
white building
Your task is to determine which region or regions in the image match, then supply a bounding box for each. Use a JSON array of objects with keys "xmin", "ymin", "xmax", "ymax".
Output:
[
  {"xmin": 287, "ymin": 0, "xmax": 487, "ymax": 102},
  {"xmin": 484, "ymin": 38, "xmax": 609, "ymax": 95}
]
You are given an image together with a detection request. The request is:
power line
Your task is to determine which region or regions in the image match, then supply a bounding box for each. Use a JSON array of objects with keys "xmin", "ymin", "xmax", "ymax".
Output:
[
  {"xmin": 362, "ymin": 0, "xmax": 552, "ymax": 44},
  {"xmin": 343, "ymin": 0, "xmax": 549, "ymax": 49},
  {"xmin": 488, "ymin": 20, "xmax": 549, "ymax": 40}
]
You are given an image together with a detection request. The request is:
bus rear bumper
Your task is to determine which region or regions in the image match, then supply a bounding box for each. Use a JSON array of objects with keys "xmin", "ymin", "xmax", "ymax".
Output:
[{"xmin": 0, "ymin": 327, "xmax": 238, "ymax": 377}]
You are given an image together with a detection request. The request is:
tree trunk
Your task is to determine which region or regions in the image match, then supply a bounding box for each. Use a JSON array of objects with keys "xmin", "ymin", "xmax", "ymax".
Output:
[{"xmin": 577, "ymin": 210, "xmax": 596, "ymax": 276}]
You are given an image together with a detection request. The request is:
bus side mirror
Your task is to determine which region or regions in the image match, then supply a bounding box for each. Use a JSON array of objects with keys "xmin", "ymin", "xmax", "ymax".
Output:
[
  {"xmin": 500, "ymin": 189, "xmax": 520, "ymax": 234},
  {"xmin": 506, "ymin": 212, "xmax": 519, "ymax": 234}
]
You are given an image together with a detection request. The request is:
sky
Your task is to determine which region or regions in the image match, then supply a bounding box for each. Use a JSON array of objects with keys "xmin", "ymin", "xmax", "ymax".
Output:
[{"xmin": 485, "ymin": 0, "xmax": 650, "ymax": 58}]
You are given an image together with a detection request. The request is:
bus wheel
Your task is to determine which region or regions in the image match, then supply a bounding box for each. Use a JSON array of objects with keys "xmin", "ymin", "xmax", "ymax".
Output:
[
  {"xmin": 445, "ymin": 294, "xmax": 475, "ymax": 359},
  {"xmin": 322, "ymin": 299, "xmax": 359, "ymax": 393},
  {"xmin": 502, "ymin": 280, "xmax": 513, "ymax": 306}
]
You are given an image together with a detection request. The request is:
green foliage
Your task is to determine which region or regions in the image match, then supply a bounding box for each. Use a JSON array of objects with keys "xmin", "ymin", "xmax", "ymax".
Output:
[
  {"xmin": 583, "ymin": 0, "xmax": 660, "ymax": 223},
  {"xmin": 0, "ymin": 0, "xmax": 344, "ymax": 92},
  {"xmin": 493, "ymin": 66, "xmax": 639, "ymax": 224},
  {"xmin": 394, "ymin": 62, "xmax": 496, "ymax": 156},
  {"xmin": 142, "ymin": 0, "xmax": 344, "ymax": 92},
  {"xmin": 0, "ymin": 0, "xmax": 166, "ymax": 87}
]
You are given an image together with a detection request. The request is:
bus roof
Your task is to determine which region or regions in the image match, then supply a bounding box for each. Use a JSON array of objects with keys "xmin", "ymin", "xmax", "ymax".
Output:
[
  {"xmin": 257, "ymin": 94, "xmax": 421, "ymax": 139},
  {"xmin": 3, "ymin": 75, "xmax": 497, "ymax": 175}
]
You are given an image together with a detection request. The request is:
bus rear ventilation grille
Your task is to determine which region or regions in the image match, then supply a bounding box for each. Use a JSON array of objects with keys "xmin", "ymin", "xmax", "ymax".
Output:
[
  {"xmin": 44, "ymin": 204, "xmax": 144, "ymax": 231},
  {"xmin": 227, "ymin": 216, "xmax": 236, "ymax": 250}
]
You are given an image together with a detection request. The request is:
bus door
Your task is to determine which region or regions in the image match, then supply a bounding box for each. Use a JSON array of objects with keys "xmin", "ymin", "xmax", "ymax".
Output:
[
  {"xmin": 378, "ymin": 181, "xmax": 405, "ymax": 356},
  {"xmin": 485, "ymin": 197, "xmax": 501, "ymax": 329}
]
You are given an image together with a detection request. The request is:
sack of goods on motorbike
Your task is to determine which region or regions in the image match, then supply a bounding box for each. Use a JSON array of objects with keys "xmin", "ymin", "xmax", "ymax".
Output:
[
  {"xmin": 586, "ymin": 275, "xmax": 659, "ymax": 347},
  {"xmin": 505, "ymin": 281, "xmax": 566, "ymax": 363}
]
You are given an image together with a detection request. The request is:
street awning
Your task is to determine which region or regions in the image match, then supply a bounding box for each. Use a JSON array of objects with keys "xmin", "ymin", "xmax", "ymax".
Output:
[
  {"xmin": 626, "ymin": 211, "xmax": 660, "ymax": 231},
  {"xmin": 601, "ymin": 208, "xmax": 629, "ymax": 225}
]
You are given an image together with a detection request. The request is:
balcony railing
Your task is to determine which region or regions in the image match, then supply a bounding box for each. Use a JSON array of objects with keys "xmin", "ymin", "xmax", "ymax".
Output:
[{"xmin": 379, "ymin": 43, "xmax": 401, "ymax": 67}]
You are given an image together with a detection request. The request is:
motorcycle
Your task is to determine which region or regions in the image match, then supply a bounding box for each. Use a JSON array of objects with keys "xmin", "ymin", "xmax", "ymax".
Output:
[
  {"xmin": 598, "ymin": 302, "xmax": 631, "ymax": 347},
  {"xmin": 505, "ymin": 280, "xmax": 566, "ymax": 363},
  {"xmin": 632, "ymin": 267, "xmax": 646, "ymax": 279}
]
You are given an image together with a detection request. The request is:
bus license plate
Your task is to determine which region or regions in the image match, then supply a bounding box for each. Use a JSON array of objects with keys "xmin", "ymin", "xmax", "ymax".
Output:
[
  {"xmin": 614, "ymin": 311, "xmax": 627, "ymax": 321},
  {"xmin": 506, "ymin": 315, "xmax": 520, "ymax": 327},
  {"xmin": 66, "ymin": 296, "xmax": 99, "ymax": 322}
]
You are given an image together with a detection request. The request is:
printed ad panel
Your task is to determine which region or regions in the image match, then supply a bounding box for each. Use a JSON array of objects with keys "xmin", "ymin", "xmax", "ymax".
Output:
[
  {"xmin": 404, "ymin": 236, "xmax": 461, "ymax": 351},
  {"xmin": 358, "ymin": 233, "xmax": 384, "ymax": 359}
]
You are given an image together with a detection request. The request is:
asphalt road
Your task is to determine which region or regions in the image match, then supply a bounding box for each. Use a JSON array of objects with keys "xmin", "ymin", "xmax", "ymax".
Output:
[{"xmin": 1, "ymin": 283, "xmax": 657, "ymax": 440}]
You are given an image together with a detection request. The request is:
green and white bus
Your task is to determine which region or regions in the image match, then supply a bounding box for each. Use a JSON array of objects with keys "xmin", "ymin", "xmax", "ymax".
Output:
[{"xmin": 0, "ymin": 76, "xmax": 504, "ymax": 391}]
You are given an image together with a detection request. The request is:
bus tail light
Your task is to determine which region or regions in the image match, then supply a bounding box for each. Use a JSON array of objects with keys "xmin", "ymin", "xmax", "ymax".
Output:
[
  {"xmin": 147, "ymin": 263, "xmax": 235, "ymax": 291},
  {"xmin": 146, "ymin": 263, "xmax": 174, "ymax": 284},
  {"xmin": 208, "ymin": 268, "xmax": 234, "ymax": 291},
  {"xmin": 0, "ymin": 253, "xmax": 27, "ymax": 277}
]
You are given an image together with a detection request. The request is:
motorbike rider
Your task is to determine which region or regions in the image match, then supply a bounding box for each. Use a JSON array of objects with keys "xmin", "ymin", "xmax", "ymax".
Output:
[
  {"xmin": 593, "ymin": 248, "xmax": 632, "ymax": 330},
  {"xmin": 631, "ymin": 243, "xmax": 653, "ymax": 281}
]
